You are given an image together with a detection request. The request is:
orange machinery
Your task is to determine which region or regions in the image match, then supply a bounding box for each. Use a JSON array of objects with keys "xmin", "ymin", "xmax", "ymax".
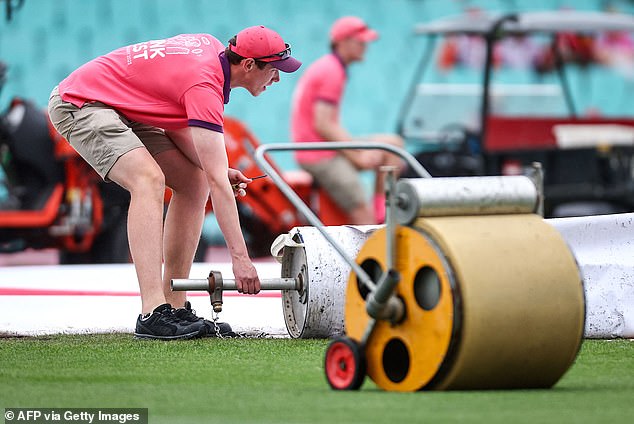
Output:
[
  {"xmin": 222, "ymin": 116, "xmax": 349, "ymax": 234},
  {"xmin": 0, "ymin": 98, "xmax": 113, "ymax": 260}
]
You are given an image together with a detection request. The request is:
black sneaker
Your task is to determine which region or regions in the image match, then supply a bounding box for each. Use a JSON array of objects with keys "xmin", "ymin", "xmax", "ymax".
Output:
[
  {"xmin": 134, "ymin": 303, "xmax": 205, "ymax": 340},
  {"xmin": 174, "ymin": 301, "xmax": 236, "ymax": 338}
]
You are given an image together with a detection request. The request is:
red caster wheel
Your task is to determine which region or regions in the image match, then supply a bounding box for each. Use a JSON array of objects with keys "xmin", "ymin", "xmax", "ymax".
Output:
[{"xmin": 324, "ymin": 336, "xmax": 366, "ymax": 390}]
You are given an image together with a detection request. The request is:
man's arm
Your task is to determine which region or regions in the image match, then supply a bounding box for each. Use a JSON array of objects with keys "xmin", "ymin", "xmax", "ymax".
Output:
[
  {"xmin": 165, "ymin": 128, "xmax": 202, "ymax": 167},
  {"xmin": 186, "ymin": 126, "xmax": 260, "ymax": 294},
  {"xmin": 314, "ymin": 100, "xmax": 351, "ymax": 142},
  {"xmin": 165, "ymin": 128, "xmax": 252, "ymax": 197},
  {"xmin": 313, "ymin": 101, "xmax": 380, "ymax": 169}
]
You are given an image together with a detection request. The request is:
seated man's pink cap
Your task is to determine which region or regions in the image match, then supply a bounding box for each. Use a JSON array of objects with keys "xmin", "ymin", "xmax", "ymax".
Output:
[
  {"xmin": 330, "ymin": 16, "xmax": 379, "ymax": 43},
  {"xmin": 230, "ymin": 25, "xmax": 302, "ymax": 73}
]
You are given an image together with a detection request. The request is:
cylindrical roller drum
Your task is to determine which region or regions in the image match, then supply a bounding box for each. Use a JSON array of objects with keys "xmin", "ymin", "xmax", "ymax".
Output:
[
  {"xmin": 281, "ymin": 225, "xmax": 378, "ymax": 338},
  {"xmin": 395, "ymin": 176, "xmax": 538, "ymax": 224},
  {"xmin": 345, "ymin": 214, "xmax": 585, "ymax": 391}
]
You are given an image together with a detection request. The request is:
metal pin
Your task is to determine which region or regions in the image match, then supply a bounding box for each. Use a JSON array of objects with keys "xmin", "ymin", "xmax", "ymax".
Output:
[{"xmin": 232, "ymin": 174, "xmax": 267, "ymax": 188}]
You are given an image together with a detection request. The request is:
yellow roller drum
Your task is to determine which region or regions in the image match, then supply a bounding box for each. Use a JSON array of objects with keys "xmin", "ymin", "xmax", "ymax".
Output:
[
  {"xmin": 345, "ymin": 225, "xmax": 457, "ymax": 392},
  {"xmin": 345, "ymin": 214, "xmax": 585, "ymax": 391}
]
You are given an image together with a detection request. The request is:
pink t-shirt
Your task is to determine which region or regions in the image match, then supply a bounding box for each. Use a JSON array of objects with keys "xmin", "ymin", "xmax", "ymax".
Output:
[
  {"xmin": 290, "ymin": 53, "xmax": 346, "ymax": 163},
  {"xmin": 59, "ymin": 34, "xmax": 230, "ymax": 133}
]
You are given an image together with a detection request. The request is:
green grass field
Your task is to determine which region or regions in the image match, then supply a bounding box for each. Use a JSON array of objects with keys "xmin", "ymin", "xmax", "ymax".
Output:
[{"xmin": 0, "ymin": 335, "xmax": 632, "ymax": 424}]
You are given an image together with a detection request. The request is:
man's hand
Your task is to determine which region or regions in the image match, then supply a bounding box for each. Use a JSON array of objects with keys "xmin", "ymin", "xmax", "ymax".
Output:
[
  {"xmin": 342, "ymin": 149, "xmax": 384, "ymax": 170},
  {"xmin": 228, "ymin": 168, "xmax": 252, "ymax": 197},
  {"xmin": 232, "ymin": 257, "xmax": 261, "ymax": 294}
]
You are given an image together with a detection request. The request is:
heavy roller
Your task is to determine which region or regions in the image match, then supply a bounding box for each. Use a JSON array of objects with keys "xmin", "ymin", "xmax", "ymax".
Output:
[
  {"xmin": 336, "ymin": 177, "xmax": 584, "ymax": 391},
  {"xmin": 173, "ymin": 142, "xmax": 585, "ymax": 392}
]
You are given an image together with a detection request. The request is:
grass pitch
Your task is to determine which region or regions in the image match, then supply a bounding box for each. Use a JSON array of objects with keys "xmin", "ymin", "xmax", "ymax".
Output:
[{"xmin": 0, "ymin": 335, "xmax": 632, "ymax": 424}]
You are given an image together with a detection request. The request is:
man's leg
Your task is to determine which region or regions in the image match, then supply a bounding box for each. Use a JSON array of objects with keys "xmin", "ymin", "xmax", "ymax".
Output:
[
  {"xmin": 347, "ymin": 203, "xmax": 377, "ymax": 225},
  {"xmin": 109, "ymin": 149, "xmax": 205, "ymax": 339},
  {"xmin": 111, "ymin": 147, "xmax": 207, "ymax": 337},
  {"xmin": 106, "ymin": 148, "xmax": 167, "ymax": 315},
  {"xmin": 301, "ymin": 156, "xmax": 374, "ymax": 224},
  {"xmin": 153, "ymin": 147, "xmax": 236, "ymax": 337},
  {"xmin": 370, "ymin": 134, "xmax": 405, "ymax": 195},
  {"xmin": 50, "ymin": 98, "xmax": 168, "ymax": 315},
  {"xmin": 153, "ymin": 149, "xmax": 209, "ymax": 308},
  {"xmin": 338, "ymin": 135, "xmax": 405, "ymax": 222},
  {"xmin": 368, "ymin": 134, "xmax": 405, "ymax": 223}
]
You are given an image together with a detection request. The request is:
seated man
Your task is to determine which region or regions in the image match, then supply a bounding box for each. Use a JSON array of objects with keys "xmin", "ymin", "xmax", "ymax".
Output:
[{"xmin": 290, "ymin": 16, "xmax": 403, "ymax": 224}]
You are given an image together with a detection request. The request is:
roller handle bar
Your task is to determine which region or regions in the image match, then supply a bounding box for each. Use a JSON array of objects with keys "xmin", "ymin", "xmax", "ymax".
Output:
[
  {"xmin": 253, "ymin": 142, "xmax": 431, "ymax": 292},
  {"xmin": 171, "ymin": 276, "xmax": 300, "ymax": 292}
]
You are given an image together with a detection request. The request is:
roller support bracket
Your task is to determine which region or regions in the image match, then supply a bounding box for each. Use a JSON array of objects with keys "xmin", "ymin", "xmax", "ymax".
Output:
[
  {"xmin": 365, "ymin": 269, "xmax": 404, "ymax": 325},
  {"xmin": 365, "ymin": 168, "xmax": 406, "ymax": 326}
]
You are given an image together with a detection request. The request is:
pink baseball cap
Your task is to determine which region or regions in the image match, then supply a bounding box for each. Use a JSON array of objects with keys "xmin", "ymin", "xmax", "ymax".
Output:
[
  {"xmin": 330, "ymin": 16, "xmax": 379, "ymax": 43},
  {"xmin": 229, "ymin": 25, "xmax": 302, "ymax": 73}
]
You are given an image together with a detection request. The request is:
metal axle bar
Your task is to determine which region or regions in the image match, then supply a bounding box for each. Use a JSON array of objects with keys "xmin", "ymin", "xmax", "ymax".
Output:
[{"xmin": 171, "ymin": 277, "xmax": 300, "ymax": 292}]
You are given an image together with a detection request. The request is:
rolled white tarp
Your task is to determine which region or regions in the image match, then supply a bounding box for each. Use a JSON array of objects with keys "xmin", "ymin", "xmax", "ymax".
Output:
[{"xmin": 548, "ymin": 213, "xmax": 634, "ymax": 338}]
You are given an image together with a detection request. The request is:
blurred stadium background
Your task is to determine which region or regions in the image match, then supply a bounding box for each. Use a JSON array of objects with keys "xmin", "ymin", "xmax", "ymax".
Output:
[
  {"xmin": 0, "ymin": 0, "xmax": 633, "ymax": 170},
  {"xmin": 2, "ymin": 0, "xmax": 634, "ymax": 258}
]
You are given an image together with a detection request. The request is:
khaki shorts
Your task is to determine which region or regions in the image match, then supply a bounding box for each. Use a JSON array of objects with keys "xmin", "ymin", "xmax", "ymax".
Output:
[
  {"xmin": 47, "ymin": 86, "xmax": 176, "ymax": 180},
  {"xmin": 299, "ymin": 155, "xmax": 366, "ymax": 213}
]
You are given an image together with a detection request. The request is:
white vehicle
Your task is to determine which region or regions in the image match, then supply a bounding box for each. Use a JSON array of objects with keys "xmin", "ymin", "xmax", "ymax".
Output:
[{"xmin": 398, "ymin": 10, "xmax": 634, "ymax": 216}]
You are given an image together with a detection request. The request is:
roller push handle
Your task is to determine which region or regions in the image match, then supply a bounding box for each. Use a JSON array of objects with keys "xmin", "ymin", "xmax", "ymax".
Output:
[{"xmin": 253, "ymin": 141, "xmax": 431, "ymax": 292}]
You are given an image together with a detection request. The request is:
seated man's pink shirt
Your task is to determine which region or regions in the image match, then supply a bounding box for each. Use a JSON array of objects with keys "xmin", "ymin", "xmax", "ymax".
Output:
[{"xmin": 291, "ymin": 53, "xmax": 346, "ymax": 163}]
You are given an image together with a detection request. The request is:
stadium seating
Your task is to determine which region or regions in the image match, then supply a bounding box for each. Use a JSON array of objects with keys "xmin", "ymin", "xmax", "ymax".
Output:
[{"xmin": 0, "ymin": 0, "xmax": 632, "ymax": 174}]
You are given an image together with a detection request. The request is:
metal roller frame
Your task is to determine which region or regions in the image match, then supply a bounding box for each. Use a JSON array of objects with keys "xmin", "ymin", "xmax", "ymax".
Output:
[{"xmin": 253, "ymin": 142, "xmax": 431, "ymax": 294}]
